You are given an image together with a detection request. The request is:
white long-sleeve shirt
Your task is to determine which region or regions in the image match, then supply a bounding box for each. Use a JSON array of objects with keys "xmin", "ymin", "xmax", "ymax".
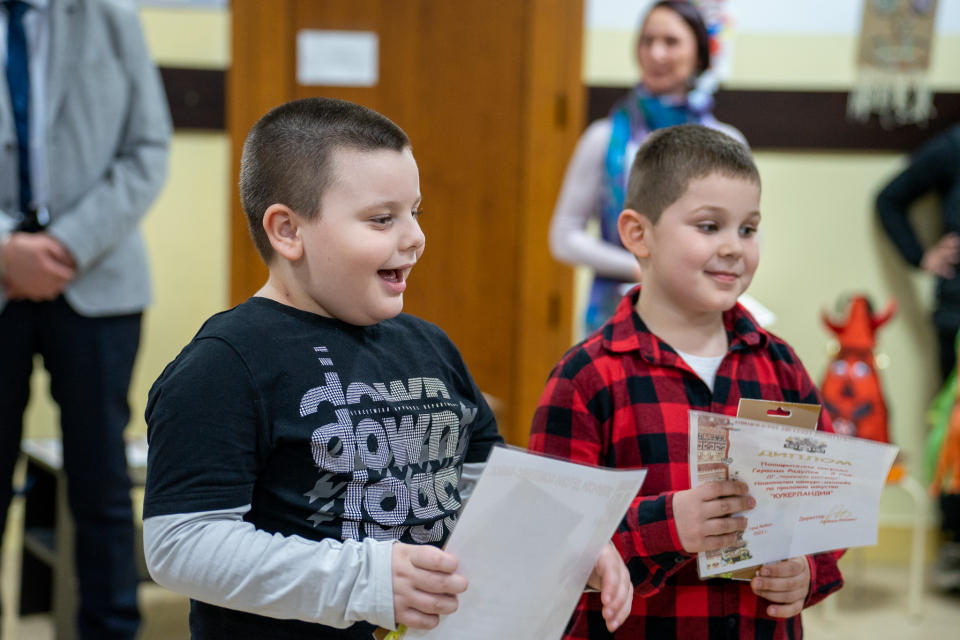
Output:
[{"xmin": 143, "ymin": 461, "xmax": 486, "ymax": 631}]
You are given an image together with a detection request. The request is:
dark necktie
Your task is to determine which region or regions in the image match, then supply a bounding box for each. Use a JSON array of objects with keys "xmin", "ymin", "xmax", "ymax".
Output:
[{"xmin": 5, "ymin": 0, "xmax": 34, "ymax": 229}]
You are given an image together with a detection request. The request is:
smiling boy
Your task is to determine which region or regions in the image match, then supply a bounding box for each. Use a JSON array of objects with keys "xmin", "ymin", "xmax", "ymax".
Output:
[
  {"xmin": 530, "ymin": 125, "xmax": 843, "ymax": 640},
  {"xmin": 142, "ymin": 98, "xmax": 632, "ymax": 639}
]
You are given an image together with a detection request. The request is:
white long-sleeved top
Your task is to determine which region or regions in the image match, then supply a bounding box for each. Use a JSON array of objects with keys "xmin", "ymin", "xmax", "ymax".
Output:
[{"xmin": 143, "ymin": 461, "xmax": 487, "ymax": 631}]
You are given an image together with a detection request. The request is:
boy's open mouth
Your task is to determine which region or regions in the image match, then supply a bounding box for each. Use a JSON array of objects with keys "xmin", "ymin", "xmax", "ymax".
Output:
[{"xmin": 378, "ymin": 269, "xmax": 404, "ymax": 284}]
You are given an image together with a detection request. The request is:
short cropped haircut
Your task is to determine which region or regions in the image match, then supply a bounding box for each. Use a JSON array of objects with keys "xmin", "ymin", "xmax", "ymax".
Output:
[
  {"xmin": 625, "ymin": 124, "xmax": 759, "ymax": 224},
  {"xmin": 239, "ymin": 97, "xmax": 410, "ymax": 261}
]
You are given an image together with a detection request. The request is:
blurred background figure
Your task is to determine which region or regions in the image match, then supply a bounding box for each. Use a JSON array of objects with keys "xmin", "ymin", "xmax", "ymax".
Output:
[
  {"xmin": 878, "ymin": 124, "xmax": 960, "ymax": 382},
  {"xmin": 877, "ymin": 123, "xmax": 960, "ymax": 592},
  {"xmin": 0, "ymin": 0, "xmax": 171, "ymax": 638},
  {"xmin": 548, "ymin": 0, "xmax": 744, "ymax": 335}
]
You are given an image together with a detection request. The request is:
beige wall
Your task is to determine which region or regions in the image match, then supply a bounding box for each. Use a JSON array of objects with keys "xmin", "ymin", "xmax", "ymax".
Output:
[
  {"xmin": 581, "ymin": 18, "xmax": 960, "ymax": 526},
  {"xmin": 22, "ymin": 6, "xmax": 232, "ymax": 440}
]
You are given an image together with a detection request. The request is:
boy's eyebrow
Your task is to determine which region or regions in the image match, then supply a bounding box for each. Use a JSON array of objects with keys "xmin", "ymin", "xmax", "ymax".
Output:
[
  {"xmin": 359, "ymin": 195, "xmax": 422, "ymax": 212},
  {"xmin": 690, "ymin": 205, "xmax": 761, "ymax": 219},
  {"xmin": 688, "ymin": 205, "xmax": 732, "ymax": 216}
]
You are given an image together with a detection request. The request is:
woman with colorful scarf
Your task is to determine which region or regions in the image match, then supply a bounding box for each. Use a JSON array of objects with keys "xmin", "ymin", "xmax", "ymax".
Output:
[{"xmin": 550, "ymin": 0, "xmax": 746, "ymax": 334}]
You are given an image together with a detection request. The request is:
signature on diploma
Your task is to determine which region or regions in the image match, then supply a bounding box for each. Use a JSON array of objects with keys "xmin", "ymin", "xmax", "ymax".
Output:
[{"xmin": 822, "ymin": 504, "xmax": 857, "ymax": 525}]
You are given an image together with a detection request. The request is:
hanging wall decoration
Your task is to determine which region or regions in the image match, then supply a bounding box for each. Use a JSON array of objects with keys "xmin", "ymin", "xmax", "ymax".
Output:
[
  {"xmin": 848, "ymin": 0, "xmax": 939, "ymax": 126},
  {"xmin": 692, "ymin": 0, "xmax": 733, "ymax": 93}
]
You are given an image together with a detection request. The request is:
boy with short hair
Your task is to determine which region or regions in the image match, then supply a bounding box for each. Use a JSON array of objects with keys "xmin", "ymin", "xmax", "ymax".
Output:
[
  {"xmin": 530, "ymin": 124, "xmax": 843, "ymax": 640},
  {"xmin": 143, "ymin": 97, "xmax": 632, "ymax": 639}
]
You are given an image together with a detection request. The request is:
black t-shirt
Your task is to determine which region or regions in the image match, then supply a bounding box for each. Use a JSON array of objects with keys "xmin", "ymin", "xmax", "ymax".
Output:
[{"xmin": 144, "ymin": 297, "xmax": 503, "ymax": 638}]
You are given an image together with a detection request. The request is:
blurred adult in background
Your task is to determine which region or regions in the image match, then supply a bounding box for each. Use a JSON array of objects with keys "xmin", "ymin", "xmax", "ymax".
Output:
[
  {"xmin": 877, "ymin": 123, "xmax": 960, "ymax": 591},
  {"xmin": 549, "ymin": 0, "xmax": 745, "ymax": 334},
  {"xmin": 878, "ymin": 124, "xmax": 960, "ymax": 381},
  {"xmin": 0, "ymin": 0, "xmax": 171, "ymax": 637}
]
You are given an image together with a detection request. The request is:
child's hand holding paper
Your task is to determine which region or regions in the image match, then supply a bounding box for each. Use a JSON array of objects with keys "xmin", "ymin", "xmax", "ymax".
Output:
[
  {"xmin": 392, "ymin": 544, "xmax": 467, "ymax": 630},
  {"xmin": 586, "ymin": 542, "xmax": 633, "ymax": 632},
  {"xmin": 750, "ymin": 558, "xmax": 811, "ymax": 618},
  {"xmin": 672, "ymin": 481, "xmax": 756, "ymax": 553}
]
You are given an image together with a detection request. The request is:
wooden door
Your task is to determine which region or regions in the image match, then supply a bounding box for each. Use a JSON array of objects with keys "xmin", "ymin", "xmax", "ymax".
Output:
[{"xmin": 229, "ymin": 0, "xmax": 582, "ymax": 445}]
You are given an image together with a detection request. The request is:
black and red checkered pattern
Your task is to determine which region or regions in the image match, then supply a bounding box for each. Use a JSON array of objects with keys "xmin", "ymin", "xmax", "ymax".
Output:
[{"xmin": 530, "ymin": 288, "xmax": 844, "ymax": 640}]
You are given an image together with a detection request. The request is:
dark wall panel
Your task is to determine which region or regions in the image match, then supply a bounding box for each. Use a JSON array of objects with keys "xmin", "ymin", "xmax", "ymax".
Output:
[
  {"xmin": 159, "ymin": 67, "xmax": 225, "ymax": 131},
  {"xmin": 158, "ymin": 70, "xmax": 960, "ymax": 148},
  {"xmin": 587, "ymin": 86, "xmax": 960, "ymax": 151}
]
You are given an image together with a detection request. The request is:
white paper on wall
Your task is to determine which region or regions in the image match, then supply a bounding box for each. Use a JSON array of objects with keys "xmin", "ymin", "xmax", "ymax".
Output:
[{"xmin": 296, "ymin": 30, "xmax": 379, "ymax": 88}]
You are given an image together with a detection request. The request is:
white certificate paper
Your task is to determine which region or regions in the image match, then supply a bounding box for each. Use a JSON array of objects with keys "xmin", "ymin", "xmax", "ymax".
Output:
[
  {"xmin": 404, "ymin": 446, "xmax": 647, "ymax": 640},
  {"xmin": 689, "ymin": 411, "xmax": 898, "ymax": 579}
]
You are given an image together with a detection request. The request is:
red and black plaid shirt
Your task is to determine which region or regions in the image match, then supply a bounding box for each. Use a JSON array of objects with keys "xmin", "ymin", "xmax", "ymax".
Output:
[{"xmin": 529, "ymin": 289, "xmax": 843, "ymax": 640}]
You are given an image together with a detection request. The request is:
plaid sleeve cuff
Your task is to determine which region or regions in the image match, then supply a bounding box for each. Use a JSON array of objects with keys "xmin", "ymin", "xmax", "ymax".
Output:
[
  {"xmin": 664, "ymin": 492, "xmax": 688, "ymax": 556},
  {"xmin": 803, "ymin": 551, "xmax": 844, "ymax": 609},
  {"xmin": 623, "ymin": 492, "xmax": 691, "ymax": 593},
  {"xmin": 803, "ymin": 555, "xmax": 817, "ymax": 607},
  {"xmin": 636, "ymin": 492, "xmax": 689, "ymax": 561}
]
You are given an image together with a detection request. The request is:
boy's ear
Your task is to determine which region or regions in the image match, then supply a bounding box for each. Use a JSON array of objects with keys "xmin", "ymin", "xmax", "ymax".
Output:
[
  {"xmin": 618, "ymin": 208, "xmax": 652, "ymax": 259},
  {"xmin": 263, "ymin": 204, "xmax": 304, "ymax": 261}
]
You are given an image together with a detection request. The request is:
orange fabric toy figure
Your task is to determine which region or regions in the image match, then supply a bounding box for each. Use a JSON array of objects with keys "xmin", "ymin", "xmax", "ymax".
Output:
[
  {"xmin": 821, "ymin": 296, "xmax": 897, "ymax": 444},
  {"xmin": 932, "ymin": 378, "xmax": 960, "ymax": 495}
]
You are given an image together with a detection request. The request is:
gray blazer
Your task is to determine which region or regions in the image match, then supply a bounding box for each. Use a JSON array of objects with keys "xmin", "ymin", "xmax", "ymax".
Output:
[{"xmin": 0, "ymin": 0, "xmax": 172, "ymax": 316}]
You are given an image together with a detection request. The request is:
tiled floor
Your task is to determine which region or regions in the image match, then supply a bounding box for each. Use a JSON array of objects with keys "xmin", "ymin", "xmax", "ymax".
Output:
[{"xmin": 3, "ymin": 562, "xmax": 960, "ymax": 640}]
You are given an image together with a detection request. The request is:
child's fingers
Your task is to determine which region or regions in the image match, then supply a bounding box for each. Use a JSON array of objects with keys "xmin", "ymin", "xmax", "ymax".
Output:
[
  {"xmin": 605, "ymin": 562, "xmax": 633, "ymax": 631},
  {"xmin": 396, "ymin": 607, "xmax": 441, "ymax": 631},
  {"xmin": 753, "ymin": 586, "xmax": 808, "ymax": 608},
  {"xmin": 697, "ymin": 481, "xmax": 750, "ymax": 501},
  {"xmin": 702, "ymin": 531, "xmax": 745, "ymax": 551},
  {"xmin": 751, "ymin": 556, "xmax": 810, "ymax": 619},
  {"xmin": 674, "ymin": 484, "xmax": 751, "ymax": 553},
  {"xmin": 682, "ymin": 517, "xmax": 746, "ymax": 552},
  {"xmin": 704, "ymin": 495, "xmax": 755, "ymax": 518},
  {"xmin": 757, "ymin": 557, "xmax": 805, "ymax": 578},
  {"xmin": 408, "ymin": 545, "xmax": 460, "ymax": 574},
  {"xmin": 410, "ymin": 567, "xmax": 468, "ymax": 596},
  {"xmin": 597, "ymin": 551, "xmax": 632, "ymax": 628},
  {"xmin": 765, "ymin": 599, "xmax": 805, "ymax": 619},
  {"xmin": 405, "ymin": 590, "xmax": 461, "ymax": 617},
  {"xmin": 751, "ymin": 578, "xmax": 808, "ymax": 604},
  {"xmin": 704, "ymin": 515, "xmax": 748, "ymax": 537},
  {"xmin": 751, "ymin": 572, "xmax": 808, "ymax": 594}
]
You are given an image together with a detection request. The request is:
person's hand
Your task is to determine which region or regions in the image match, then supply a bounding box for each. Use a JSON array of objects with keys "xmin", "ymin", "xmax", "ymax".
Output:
[
  {"xmin": 586, "ymin": 542, "xmax": 632, "ymax": 632},
  {"xmin": 750, "ymin": 557, "xmax": 811, "ymax": 618},
  {"xmin": 672, "ymin": 481, "xmax": 754, "ymax": 554},
  {"xmin": 2, "ymin": 232, "xmax": 76, "ymax": 301},
  {"xmin": 921, "ymin": 233, "xmax": 960, "ymax": 278},
  {"xmin": 392, "ymin": 543, "xmax": 467, "ymax": 630},
  {"xmin": 48, "ymin": 234, "xmax": 77, "ymax": 270}
]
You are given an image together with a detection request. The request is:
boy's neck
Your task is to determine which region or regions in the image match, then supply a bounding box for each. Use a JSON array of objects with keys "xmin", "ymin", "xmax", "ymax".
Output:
[
  {"xmin": 256, "ymin": 268, "xmax": 331, "ymax": 318},
  {"xmin": 635, "ymin": 281, "xmax": 729, "ymax": 358}
]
